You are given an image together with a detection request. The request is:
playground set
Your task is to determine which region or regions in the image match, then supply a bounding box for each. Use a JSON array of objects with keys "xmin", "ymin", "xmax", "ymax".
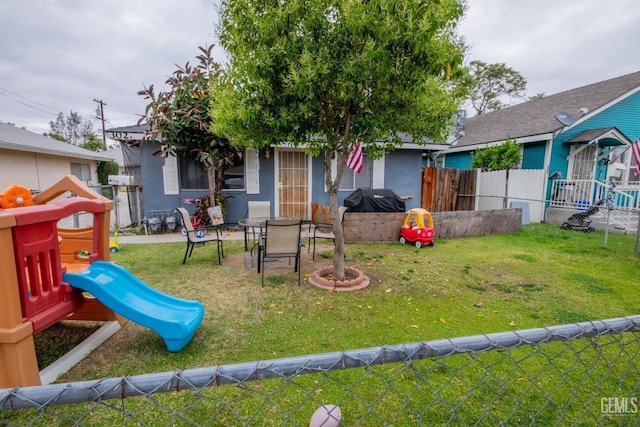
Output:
[{"xmin": 0, "ymin": 176, "xmax": 204, "ymax": 389}]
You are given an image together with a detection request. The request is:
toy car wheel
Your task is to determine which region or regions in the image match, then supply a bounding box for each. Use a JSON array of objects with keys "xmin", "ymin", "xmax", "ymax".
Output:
[
  {"xmin": 428, "ymin": 241, "xmax": 434, "ymax": 247},
  {"xmin": 415, "ymin": 241, "xmax": 423, "ymax": 248},
  {"xmin": 399, "ymin": 237, "xmax": 406, "ymax": 244}
]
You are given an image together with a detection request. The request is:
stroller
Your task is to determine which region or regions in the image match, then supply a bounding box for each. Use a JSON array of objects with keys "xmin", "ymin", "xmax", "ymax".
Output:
[{"xmin": 560, "ymin": 199, "xmax": 603, "ymax": 232}]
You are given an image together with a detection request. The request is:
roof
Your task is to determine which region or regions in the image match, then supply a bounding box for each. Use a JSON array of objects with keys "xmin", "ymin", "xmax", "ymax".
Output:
[
  {"xmin": 0, "ymin": 121, "xmax": 114, "ymax": 162},
  {"xmin": 564, "ymin": 127, "xmax": 630, "ymax": 146},
  {"xmin": 453, "ymin": 70, "xmax": 640, "ymax": 148},
  {"xmin": 105, "ymin": 124, "xmax": 150, "ymax": 143}
]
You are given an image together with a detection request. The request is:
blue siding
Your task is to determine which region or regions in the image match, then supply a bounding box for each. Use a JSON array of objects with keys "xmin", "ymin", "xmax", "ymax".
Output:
[
  {"xmin": 550, "ymin": 90, "xmax": 640, "ymax": 177},
  {"xmin": 382, "ymin": 150, "xmax": 422, "ymax": 210},
  {"xmin": 139, "ymin": 142, "xmax": 275, "ymax": 224},
  {"xmin": 521, "ymin": 142, "xmax": 546, "ymax": 169},
  {"xmin": 140, "ymin": 143, "xmax": 423, "ymax": 224},
  {"xmin": 444, "ymin": 152, "xmax": 473, "ymax": 169},
  {"xmin": 312, "ymin": 150, "xmax": 423, "ymax": 210}
]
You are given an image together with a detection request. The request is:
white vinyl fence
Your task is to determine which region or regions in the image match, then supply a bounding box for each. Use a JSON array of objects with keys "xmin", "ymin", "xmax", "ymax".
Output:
[{"xmin": 476, "ymin": 169, "xmax": 547, "ymax": 223}]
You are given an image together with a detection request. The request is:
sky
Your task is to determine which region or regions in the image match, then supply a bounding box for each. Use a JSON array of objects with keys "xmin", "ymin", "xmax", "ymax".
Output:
[{"xmin": 1, "ymin": 0, "xmax": 640, "ymax": 140}]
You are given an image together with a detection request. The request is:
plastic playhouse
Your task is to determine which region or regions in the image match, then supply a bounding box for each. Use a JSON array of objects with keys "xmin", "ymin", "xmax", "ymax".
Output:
[
  {"xmin": 400, "ymin": 208, "xmax": 435, "ymax": 248},
  {"xmin": 0, "ymin": 176, "xmax": 204, "ymax": 389}
]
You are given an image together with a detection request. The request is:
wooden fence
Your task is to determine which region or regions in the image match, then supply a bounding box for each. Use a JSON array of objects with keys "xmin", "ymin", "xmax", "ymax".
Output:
[{"xmin": 421, "ymin": 167, "xmax": 477, "ymax": 212}]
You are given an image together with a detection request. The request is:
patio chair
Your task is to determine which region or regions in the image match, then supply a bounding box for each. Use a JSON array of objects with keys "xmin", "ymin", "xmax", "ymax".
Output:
[
  {"xmin": 309, "ymin": 206, "xmax": 347, "ymax": 260},
  {"xmin": 176, "ymin": 207, "xmax": 223, "ymax": 265},
  {"xmin": 257, "ymin": 219, "xmax": 303, "ymax": 287},
  {"xmin": 244, "ymin": 201, "xmax": 271, "ymax": 250}
]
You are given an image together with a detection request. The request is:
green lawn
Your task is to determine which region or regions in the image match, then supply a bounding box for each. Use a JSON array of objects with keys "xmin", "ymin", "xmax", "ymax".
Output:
[{"xmin": 16, "ymin": 224, "xmax": 640, "ymax": 425}]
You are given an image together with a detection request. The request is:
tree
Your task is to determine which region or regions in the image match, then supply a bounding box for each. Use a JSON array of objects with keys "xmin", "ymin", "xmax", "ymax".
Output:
[
  {"xmin": 471, "ymin": 138, "xmax": 521, "ymax": 171},
  {"xmin": 212, "ymin": 0, "xmax": 469, "ymax": 279},
  {"xmin": 47, "ymin": 111, "xmax": 93, "ymax": 146},
  {"xmin": 80, "ymin": 133, "xmax": 105, "ymax": 152},
  {"xmin": 468, "ymin": 60, "xmax": 526, "ymax": 115},
  {"xmin": 138, "ymin": 45, "xmax": 240, "ymax": 211}
]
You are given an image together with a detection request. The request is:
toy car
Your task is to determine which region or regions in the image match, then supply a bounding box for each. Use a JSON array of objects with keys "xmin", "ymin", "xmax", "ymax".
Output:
[{"xmin": 400, "ymin": 208, "xmax": 434, "ymax": 248}]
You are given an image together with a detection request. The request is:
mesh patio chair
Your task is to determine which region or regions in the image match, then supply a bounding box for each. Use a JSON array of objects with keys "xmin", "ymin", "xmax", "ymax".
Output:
[
  {"xmin": 244, "ymin": 201, "xmax": 271, "ymax": 250},
  {"xmin": 309, "ymin": 206, "xmax": 347, "ymax": 260},
  {"xmin": 257, "ymin": 219, "xmax": 303, "ymax": 287},
  {"xmin": 176, "ymin": 207, "xmax": 223, "ymax": 265}
]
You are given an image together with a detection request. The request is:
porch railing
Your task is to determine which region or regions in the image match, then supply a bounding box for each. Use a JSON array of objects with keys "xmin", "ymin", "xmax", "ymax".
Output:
[{"xmin": 550, "ymin": 179, "xmax": 640, "ymax": 210}]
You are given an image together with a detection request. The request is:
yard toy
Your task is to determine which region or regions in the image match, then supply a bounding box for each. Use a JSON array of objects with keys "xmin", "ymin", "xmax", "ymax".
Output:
[
  {"xmin": 0, "ymin": 175, "xmax": 203, "ymax": 389},
  {"xmin": 400, "ymin": 208, "xmax": 435, "ymax": 248},
  {"xmin": 109, "ymin": 231, "xmax": 119, "ymax": 252},
  {"xmin": 0, "ymin": 183, "xmax": 33, "ymax": 208}
]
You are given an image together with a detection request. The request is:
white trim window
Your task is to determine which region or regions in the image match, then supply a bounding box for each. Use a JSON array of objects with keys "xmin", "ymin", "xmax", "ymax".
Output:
[
  {"xmin": 162, "ymin": 148, "xmax": 257, "ymax": 194},
  {"xmin": 331, "ymin": 154, "xmax": 385, "ymax": 191},
  {"xmin": 70, "ymin": 162, "xmax": 91, "ymax": 182}
]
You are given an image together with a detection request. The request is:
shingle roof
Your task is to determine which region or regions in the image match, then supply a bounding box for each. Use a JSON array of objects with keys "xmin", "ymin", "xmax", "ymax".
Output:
[
  {"xmin": 0, "ymin": 121, "xmax": 114, "ymax": 161},
  {"xmin": 454, "ymin": 71, "xmax": 640, "ymax": 148}
]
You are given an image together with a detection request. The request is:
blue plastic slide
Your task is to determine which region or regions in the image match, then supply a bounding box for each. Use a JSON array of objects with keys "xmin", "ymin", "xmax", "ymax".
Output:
[{"xmin": 63, "ymin": 261, "xmax": 204, "ymax": 352}]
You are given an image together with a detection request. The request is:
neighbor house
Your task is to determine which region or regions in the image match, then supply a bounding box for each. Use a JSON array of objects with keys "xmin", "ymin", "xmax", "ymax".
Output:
[
  {"xmin": 442, "ymin": 71, "xmax": 640, "ymax": 211},
  {"xmin": 0, "ymin": 121, "xmax": 115, "ymax": 193},
  {"xmin": 105, "ymin": 125, "xmax": 448, "ymax": 225}
]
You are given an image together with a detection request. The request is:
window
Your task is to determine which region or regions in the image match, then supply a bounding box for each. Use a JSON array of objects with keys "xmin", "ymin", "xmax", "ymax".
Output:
[
  {"xmin": 221, "ymin": 151, "xmax": 245, "ymax": 190},
  {"xmin": 70, "ymin": 162, "xmax": 91, "ymax": 182},
  {"xmin": 328, "ymin": 153, "xmax": 384, "ymax": 191},
  {"xmin": 339, "ymin": 155, "xmax": 373, "ymax": 190},
  {"xmin": 163, "ymin": 149, "xmax": 253, "ymax": 194},
  {"xmin": 179, "ymin": 153, "xmax": 208, "ymax": 190}
]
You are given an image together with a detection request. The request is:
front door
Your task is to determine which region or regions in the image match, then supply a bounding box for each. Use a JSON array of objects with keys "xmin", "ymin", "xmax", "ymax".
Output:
[{"xmin": 276, "ymin": 149, "xmax": 310, "ymax": 219}]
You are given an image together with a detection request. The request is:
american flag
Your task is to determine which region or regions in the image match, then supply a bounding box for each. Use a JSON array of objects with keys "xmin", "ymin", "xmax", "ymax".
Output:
[
  {"xmin": 632, "ymin": 138, "xmax": 640, "ymax": 175},
  {"xmin": 346, "ymin": 139, "xmax": 363, "ymax": 173}
]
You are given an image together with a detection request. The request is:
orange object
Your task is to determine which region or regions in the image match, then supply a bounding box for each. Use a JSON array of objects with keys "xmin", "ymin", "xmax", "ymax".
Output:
[{"xmin": 0, "ymin": 184, "xmax": 33, "ymax": 209}]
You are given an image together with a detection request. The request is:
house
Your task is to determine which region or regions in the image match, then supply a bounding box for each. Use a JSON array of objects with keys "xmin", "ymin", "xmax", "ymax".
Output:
[
  {"xmin": 442, "ymin": 71, "xmax": 640, "ymax": 213},
  {"xmin": 0, "ymin": 121, "xmax": 115, "ymax": 193},
  {"xmin": 105, "ymin": 125, "xmax": 445, "ymax": 225}
]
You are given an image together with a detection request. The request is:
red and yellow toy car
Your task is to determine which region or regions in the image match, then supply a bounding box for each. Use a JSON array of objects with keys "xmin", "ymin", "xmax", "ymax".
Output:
[{"xmin": 400, "ymin": 208, "xmax": 434, "ymax": 248}]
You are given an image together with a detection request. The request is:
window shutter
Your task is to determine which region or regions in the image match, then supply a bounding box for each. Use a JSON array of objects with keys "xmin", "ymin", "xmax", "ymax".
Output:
[
  {"xmin": 245, "ymin": 148, "xmax": 260, "ymax": 194},
  {"xmin": 163, "ymin": 155, "xmax": 179, "ymax": 195},
  {"xmin": 372, "ymin": 156, "xmax": 385, "ymax": 188}
]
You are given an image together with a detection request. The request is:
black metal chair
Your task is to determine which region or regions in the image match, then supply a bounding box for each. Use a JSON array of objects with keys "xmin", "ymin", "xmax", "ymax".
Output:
[
  {"xmin": 309, "ymin": 206, "xmax": 347, "ymax": 260},
  {"xmin": 176, "ymin": 207, "xmax": 223, "ymax": 265},
  {"xmin": 257, "ymin": 219, "xmax": 302, "ymax": 287}
]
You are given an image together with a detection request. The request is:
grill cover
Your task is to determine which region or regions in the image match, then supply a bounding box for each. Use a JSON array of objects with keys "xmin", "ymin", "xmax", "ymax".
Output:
[{"xmin": 344, "ymin": 189, "xmax": 405, "ymax": 212}]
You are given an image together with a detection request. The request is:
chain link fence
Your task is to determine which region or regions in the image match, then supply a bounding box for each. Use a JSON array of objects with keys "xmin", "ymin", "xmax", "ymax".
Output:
[
  {"xmin": 467, "ymin": 193, "xmax": 640, "ymax": 257},
  {"xmin": 2, "ymin": 315, "xmax": 638, "ymax": 426},
  {"xmin": 44, "ymin": 185, "xmax": 143, "ymax": 232},
  {"xmin": 91, "ymin": 184, "xmax": 143, "ymax": 231}
]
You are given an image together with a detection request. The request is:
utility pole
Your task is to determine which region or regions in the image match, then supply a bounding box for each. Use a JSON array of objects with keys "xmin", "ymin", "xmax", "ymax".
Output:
[{"xmin": 93, "ymin": 98, "xmax": 107, "ymax": 150}]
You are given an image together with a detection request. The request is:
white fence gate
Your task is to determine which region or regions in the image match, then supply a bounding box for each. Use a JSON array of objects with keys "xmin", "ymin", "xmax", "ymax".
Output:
[{"xmin": 476, "ymin": 169, "xmax": 547, "ymax": 223}]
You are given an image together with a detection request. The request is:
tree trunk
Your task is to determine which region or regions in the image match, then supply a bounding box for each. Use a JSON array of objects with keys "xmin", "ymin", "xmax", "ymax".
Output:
[
  {"xmin": 207, "ymin": 164, "xmax": 216, "ymax": 204},
  {"xmin": 324, "ymin": 149, "xmax": 348, "ymax": 280}
]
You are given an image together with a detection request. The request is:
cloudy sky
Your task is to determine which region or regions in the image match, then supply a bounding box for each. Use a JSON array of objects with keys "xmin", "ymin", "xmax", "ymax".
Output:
[{"xmin": 1, "ymin": 0, "xmax": 640, "ymax": 139}]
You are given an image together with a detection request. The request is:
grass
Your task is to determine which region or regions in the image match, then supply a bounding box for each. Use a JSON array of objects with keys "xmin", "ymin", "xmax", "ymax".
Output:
[{"xmin": 12, "ymin": 223, "xmax": 640, "ymax": 425}]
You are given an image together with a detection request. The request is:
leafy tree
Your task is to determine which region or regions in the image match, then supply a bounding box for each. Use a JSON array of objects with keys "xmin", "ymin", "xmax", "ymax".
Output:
[
  {"xmin": 80, "ymin": 133, "xmax": 105, "ymax": 152},
  {"xmin": 471, "ymin": 138, "xmax": 521, "ymax": 171},
  {"xmin": 138, "ymin": 45, "xmax": 240, "ymax": 211},
  {"xmin": 468, "ymin": 60, "xmax": 527, "ymax": 115},
  {"xmin": 212, "ymin": 0, "xmax": 469, "ymax": 279},
  {"xmin": 47, "ymin": 111, "xmax": 93, "ymax": 145},
  {"xmin": 97, "ymin": 161, "xmax": 119, "ymax": 185}
]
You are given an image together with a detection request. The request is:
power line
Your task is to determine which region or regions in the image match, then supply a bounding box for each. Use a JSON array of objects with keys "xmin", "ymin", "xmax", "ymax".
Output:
[{"xmin": 0, "ymin": 88, "xmax": 59, "ymax": 116}]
